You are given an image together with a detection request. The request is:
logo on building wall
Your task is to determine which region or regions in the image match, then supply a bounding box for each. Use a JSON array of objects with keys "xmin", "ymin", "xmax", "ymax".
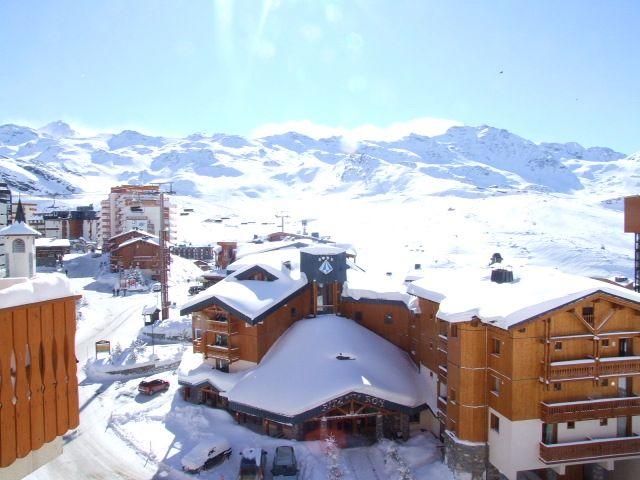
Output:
[{"xmin": 319, "ymin": 258, "xmax": 333, "ymax": 275}]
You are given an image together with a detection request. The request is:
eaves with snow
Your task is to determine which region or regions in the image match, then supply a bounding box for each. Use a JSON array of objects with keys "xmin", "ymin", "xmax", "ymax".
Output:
[{"xmin": 407, "ymin": 266, "xmax": 640, "ymax": 329}]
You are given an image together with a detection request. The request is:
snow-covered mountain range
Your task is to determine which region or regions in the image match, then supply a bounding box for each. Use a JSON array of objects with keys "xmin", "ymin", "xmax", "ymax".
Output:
[
  {"xmin": 0, "ymin": 121, "xmax": 636, "ymax": 200},
  {"xmin": 1, "ymin": 120, "xmax": 639, "ymax": 280}
]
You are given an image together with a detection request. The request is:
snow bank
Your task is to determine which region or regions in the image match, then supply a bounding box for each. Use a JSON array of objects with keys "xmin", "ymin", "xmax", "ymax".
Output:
[
  {"xmin": 141, "ymin": 315, "xmax": 192, "ymax": 340},
  {"xmin": 408, "ymin": 266, "xmax": 640, "ymax": 329},
  {"xmin": 0, "ymin": 273, "xmax": 76, "ymax": 309},
  {"xmin": 225, "ymin": 315, "xmax": 427, "ymax": 416},
  {"xmin": 86, "ymin": 344, "xmax": 185, "ymax": 380}
]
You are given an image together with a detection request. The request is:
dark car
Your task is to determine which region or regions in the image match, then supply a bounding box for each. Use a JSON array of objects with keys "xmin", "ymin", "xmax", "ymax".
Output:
[
  {"xmin": 272, "ymin": 446, "xmax": 298, "ymax": 479},
  {"xmin": 188, "ymin": 285, "xmax": 205, "ymax": 296},
  {"xmin": 138, "ymin": 379, "xmax": 169, "ymax": 395}
]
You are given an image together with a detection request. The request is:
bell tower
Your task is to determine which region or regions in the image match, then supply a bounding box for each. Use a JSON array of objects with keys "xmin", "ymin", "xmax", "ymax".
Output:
[{"xmin": 0, "ymin": 199, "xmax": 40, "ymax": 278}]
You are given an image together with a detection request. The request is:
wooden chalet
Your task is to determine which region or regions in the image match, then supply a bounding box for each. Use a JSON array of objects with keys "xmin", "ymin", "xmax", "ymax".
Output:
[{"xmin": 109, "ymin": 236, "xmax": 161, "ymax": 278}]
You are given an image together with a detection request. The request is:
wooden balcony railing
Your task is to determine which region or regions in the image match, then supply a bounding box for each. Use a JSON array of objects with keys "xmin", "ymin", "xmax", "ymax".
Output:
[
  {"xmin": 540, "ymin": 436, "xmax": 640, "ymax": 464},
  {"xmin": 548, "ymin": 357, "xmax": 640, "ymax": 381},
  {"xmin": 206, "ymin": 320, "xmax": 237, "ymax": 335},
  {"xmin": 438, "ymin": 365, "xmax": 448, "ymax": 384},
  {"xmin": 541, "ymin": 396, "xmax": 640, "ymax": 423},
  {"xmin": 437, "ymin": 396, "xmax": 447, "ymax": 415},
  {"xmin": 203, "ymin": 344, "xmax": 240, "ymax": 362}
]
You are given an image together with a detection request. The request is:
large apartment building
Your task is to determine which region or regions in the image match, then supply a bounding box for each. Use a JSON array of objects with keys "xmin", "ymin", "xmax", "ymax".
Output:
[
  {"xmin": 407, "ymin": 266, "xmax": 640, "ymax": 480},
  {"xmin": 99, "ymin": 185, "xmax": 175, "ymax": 248}
]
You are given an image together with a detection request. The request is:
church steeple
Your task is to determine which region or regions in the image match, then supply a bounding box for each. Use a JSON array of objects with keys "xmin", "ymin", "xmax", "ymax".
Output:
[{"xmin": 14, "ymin": 198, "xmax": 26, "ymax": 223}]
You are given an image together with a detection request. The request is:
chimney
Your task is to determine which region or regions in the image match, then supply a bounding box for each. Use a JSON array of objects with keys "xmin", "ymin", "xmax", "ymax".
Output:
[
  {"xmin": 414, "ymin": 263, "xmax": 421, "ymax": 270},
  {"xmin": 491, "ymin": 268, "xmax": 514, "ymax": 284},
  {"xmin": 282, "ymin": 260, "xmax": 292, "ymax": 271}
]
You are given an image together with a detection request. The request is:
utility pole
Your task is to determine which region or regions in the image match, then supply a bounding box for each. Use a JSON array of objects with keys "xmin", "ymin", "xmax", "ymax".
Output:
[
  {"xmin": 275, "ymin": 212, "xmax": 290, "ymax": 233},
  {"xmin": 159, "ymin": 192, "xmax": 170, "ymax": 319}
]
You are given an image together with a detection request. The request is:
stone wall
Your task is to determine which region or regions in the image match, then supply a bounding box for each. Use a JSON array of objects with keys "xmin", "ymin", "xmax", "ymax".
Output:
[{"xmin": 444, "ymin": 432, "xmax": 504, "ymax": 480}]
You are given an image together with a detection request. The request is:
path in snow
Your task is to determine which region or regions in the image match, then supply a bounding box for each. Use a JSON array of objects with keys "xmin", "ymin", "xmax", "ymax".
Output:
[{"xmin": 343, "ymin": 447, "xmax": 385, "ymax": 480}]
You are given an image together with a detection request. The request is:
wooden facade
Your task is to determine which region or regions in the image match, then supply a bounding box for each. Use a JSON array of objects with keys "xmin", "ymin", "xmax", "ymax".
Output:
[
  {"xmin": 109, "ymin": 239, "xmax": 160, "ymax": 278},
  {"xmin": 0, "ymin": 296, "xmax": 80, "ymax": 468},
  {"xmin": 191, "ymin": 286, "xmax": 313, "ymax": 366}
]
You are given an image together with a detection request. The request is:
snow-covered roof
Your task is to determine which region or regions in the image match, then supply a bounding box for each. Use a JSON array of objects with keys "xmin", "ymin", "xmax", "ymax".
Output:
[
  {"xmin": 35, "ymin": 237, "xmax": 71, "ymax": 248},
  {"xmin": 300, "ymin": 245, "xmax": 345, "ymax": 255},
  {"xmin": 407, "ymin": 266, "xmax": 640, "ymax": 329},
  {"xmin": 224, "ymin": 315, "xmax": 427, "ymax": 418},
  {"xmin": 342, "ymin": 269, "xmax": 419, "ymax": 311},
  {"xmin": 180, "ymin": 263, "xmax": 307, "ymax": 324},
  {"xmin": 0, "ymin": 221, "xmax": 40, "ymax": 237},
  {"xmin": 235, "ymin": 240, "xmax": 312, "ymax": 259},
  {"xmin": 108, "ymin": 229, "xmax": 155, "ymax": 241},
  {"xmin": 178, "ymin": 350, "xmax": 254, "ymax": 391},
  {"xmin": 112, "ymin": 236, "xmax": 160, "ymax": 251},
  {"xmin": 142, "ymin": 305, "xmax": 160, "ymax": 315},
  {"xmin": 228, "ymin": 247, "xmax": 301, "ymax": 273},
  {"xmin": 0, "ymin": 273, "xmax": 77, "ymax": 309}
]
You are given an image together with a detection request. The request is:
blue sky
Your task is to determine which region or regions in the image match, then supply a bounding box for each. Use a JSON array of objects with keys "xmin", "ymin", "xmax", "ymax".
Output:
[{"xmin": 0, "ymin": 0, "xmax": 638, "ymax": 152}]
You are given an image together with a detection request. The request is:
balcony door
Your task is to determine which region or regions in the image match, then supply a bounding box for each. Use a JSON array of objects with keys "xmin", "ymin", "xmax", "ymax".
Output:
[{"xmin": 619, "ymin": 338, "xmax": 631, "ymax": 357}]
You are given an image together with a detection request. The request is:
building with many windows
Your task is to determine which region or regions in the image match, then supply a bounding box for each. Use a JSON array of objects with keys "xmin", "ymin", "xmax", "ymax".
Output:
[{"xmin": 99, "ymin": 185, "xmax": 175, "ymax": 248}]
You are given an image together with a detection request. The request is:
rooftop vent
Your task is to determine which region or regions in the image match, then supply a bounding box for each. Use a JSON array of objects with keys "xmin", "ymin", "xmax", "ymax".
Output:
[
  {"xmin": 282, "ymin": 260, "xmax": 292, "ymax": 270},
  {"xmin": 311, "ymin": 232, "xmax": 319, "ymax": 238},
  {"xmin": 386, "ymin": 272, "xmax": 392, "ymax": 277},
  {"xmin": 336, "ymin": 353, "xmax": 355, "ymax": 361},
  {"xmin": 414, "ymin": 263, "xmax": 421, "ymax": 270},
  {"xmin": 491, "ymin": 268, "xmax": 514, "ymax": 284}
]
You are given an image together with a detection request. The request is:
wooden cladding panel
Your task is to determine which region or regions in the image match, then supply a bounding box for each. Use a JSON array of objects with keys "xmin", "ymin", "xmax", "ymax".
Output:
[
  {"xmin": 624, "ymin": 196, "xmax": 640, "ymax": 233},
  {"xmin": 0, "ymin": 297, "xmax": 79, "ymax": 468}
]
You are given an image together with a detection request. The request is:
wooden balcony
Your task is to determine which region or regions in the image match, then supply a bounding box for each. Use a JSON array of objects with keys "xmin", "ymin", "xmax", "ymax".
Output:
[
  {"xmin": 548, "ymin": 356, "xmax": 640, "ymax": 381},
  {"xmin": 438, "ymin": 365, "xmax": 448, "ymax": 384},
  {"xmin": 541, "ymin": 396, "xmax": 640, "ymax": 423},
  {"xmin": 540, "ymin": 436, "xmax": 640, "ymax": 464},
  {"xmin": 203, "ymin": 344, "xmax": 240, "ymax": 362},
  {"xmin": 206, "ymin": 320, "xmax": 237, "ymax": 335}
]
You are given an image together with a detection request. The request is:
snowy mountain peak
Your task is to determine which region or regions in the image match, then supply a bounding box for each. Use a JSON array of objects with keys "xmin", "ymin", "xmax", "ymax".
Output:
[{"xmin": 39, "ymin": 121, "xmax": 76, "ymax": 138}]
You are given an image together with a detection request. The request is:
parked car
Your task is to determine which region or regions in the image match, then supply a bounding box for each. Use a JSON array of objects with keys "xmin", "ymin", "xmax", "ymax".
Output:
[
  {"xmin": 238, "ymin": 448, "xmax": 268, "ymax": 480},
  {"xmin": 137, "ymin": 379, "xmax": 169, "ymax": 395},
  {"xmin": 182, "ymin": 436, "xmax": 232, "ymax": 474},
  {"xmin": 188, "ymin": 285, "xmax": 205, "ymax": 296},
  {"xmin": 272, "ymin": 446, "xmax": 298, "ymax": 479}
]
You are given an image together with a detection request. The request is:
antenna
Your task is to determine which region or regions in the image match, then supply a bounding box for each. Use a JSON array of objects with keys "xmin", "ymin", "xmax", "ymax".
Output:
[
  {"xmin": 275, "ymin": 212, "xmax": 290, "ymax": 233},
  {"xmin": 151, "ymin": 181, "xmax": 175, "ymax": 195}
]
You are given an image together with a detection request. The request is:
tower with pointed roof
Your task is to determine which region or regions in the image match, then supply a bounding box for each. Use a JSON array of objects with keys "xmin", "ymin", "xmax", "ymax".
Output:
[{"xmin": 0, "ymin": 199, "xmax": 40, "ymax": 278}]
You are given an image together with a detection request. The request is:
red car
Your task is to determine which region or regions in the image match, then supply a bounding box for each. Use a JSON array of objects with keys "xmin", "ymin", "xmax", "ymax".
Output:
[{"xmin": 138, "ymin": 379, "xmax": 170, "ymax": 395}]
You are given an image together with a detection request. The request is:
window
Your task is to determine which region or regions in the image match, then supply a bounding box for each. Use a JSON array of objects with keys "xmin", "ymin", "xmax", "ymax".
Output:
[
  {"xmin": 490, "ymin": 414, "xmax": 500, "ymax": 432},
  {"xmin": 553, "ymin": 383, "xmax": 562, "ymax": 391},
  {"xmin": 384, "ymin": 313, "xmax": 393, "ymax": 325},
  {"xmin": 214, "ymin": 334, "xmax": 228, "ymax": 347},
  {"xmin": 567, "ymin": 422, "xmax": 575, "ymax": 429},
  {"xmin": 12, "ymin": 239, "xmax": 25, "ymax": 253},
  {"xmin": 600, "ymin": 379, "xmax": 609, "ymax": 387},
  {"xmin": 450, "ymin": 324, "xmax": 458, "ymax": 337},
  {"xmin": 491, "ymin": 376, "xmax": 501, "ymax": 395},
  {"xmin": 554, "ymin": 341, "xmax": 563, "ymax": 350},
  {"xmin": 194, "ymin": 328, "xmax": 202, "ymax": 340},
  {"xmin": 450, "ymin": 389, "xmax": 457, "ymax": 403},
  {"xmin": 354, "ymin": 311, "xmax": 363, "ymax": 322},
  {"xmin": 601, "ymin": 339, "xmax": 610, "ymax": 347},
  {"xmin": 492, "ymin": 338, "xmax": 501, "ymax": 355},
  {"xmin": 518, "ymin": 327, "xmax": 527, "ymax": 333},
  {"xmin": 290, "ymin": 307, "xmax": 297, "ymax": 319},
  {"xmin": 582, "ymin": 306, "xmax": 595, "ymax": 324},
  {"xmin": 600, "ymin": 418, "xmax": 608, "ymax": 426}
]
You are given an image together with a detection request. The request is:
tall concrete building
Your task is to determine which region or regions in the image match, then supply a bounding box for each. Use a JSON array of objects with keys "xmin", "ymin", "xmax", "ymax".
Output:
[{"xmin": 99, "ymin": 185, "xmax": 175, "ymax": 248}]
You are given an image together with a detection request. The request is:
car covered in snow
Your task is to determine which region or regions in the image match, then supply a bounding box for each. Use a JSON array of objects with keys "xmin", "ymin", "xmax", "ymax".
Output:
[
  {"xmin": 271, "ymin": 446, "xmax": 298, "ymax": 479},
  {"xmin": 137, "ymin": 379, "xmax": 169, "ymax": 395},
  {"xmin": 151, "ymin": 282, "xmax": 162, "ymax": 292},
  {"xmin": 181, "ymin": 436, "xmax": 232, "ymax": 473},
  {"xmin": 188, "ymin": 285, "xmax": 205, "ymax": 296},
  {"xmin": 238, "ymin": 448, "xmax": 268, "ymax": 480}
]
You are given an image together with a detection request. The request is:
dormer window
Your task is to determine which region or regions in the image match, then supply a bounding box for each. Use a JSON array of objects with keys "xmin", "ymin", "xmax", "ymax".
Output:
[{"xmin": 235, "ymin": 266, "xmax": 278, "ymax": 282}]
